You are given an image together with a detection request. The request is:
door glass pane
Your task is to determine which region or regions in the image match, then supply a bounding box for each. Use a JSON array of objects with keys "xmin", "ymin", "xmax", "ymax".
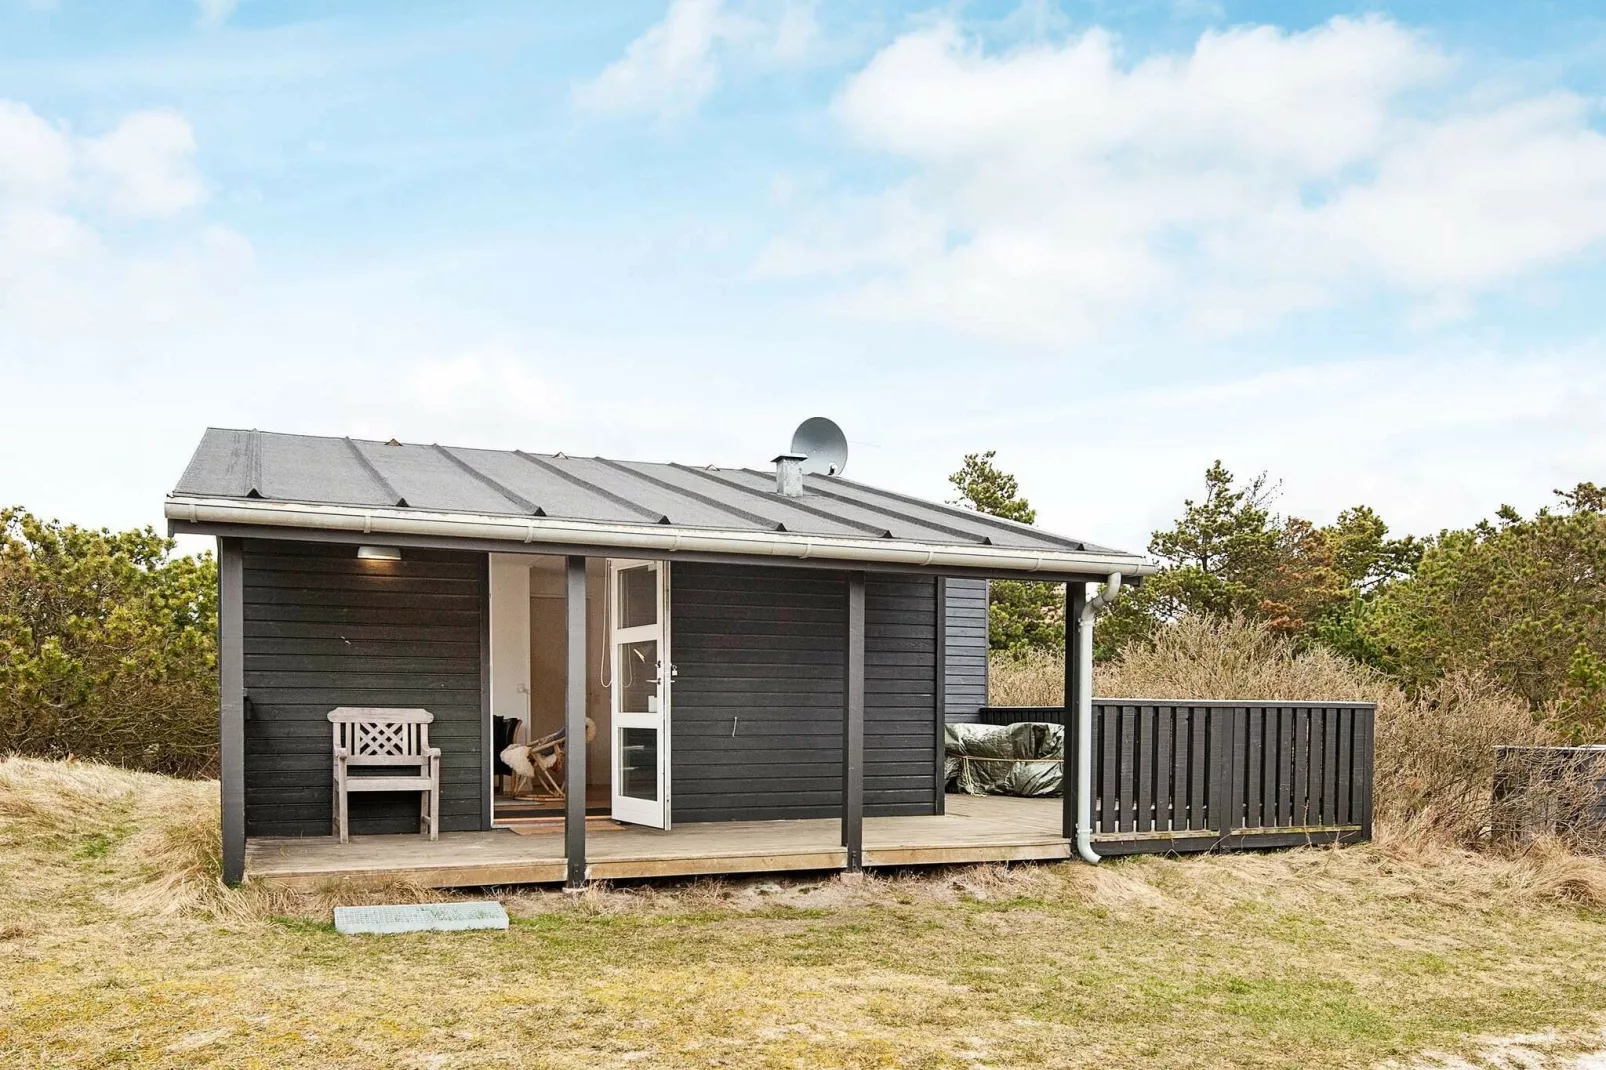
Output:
[
  {"xmin": 618, "ymin": 566, "xmax": 656, "ymax": 629},
  {"xmin": 618, "ymin": 639, "xmax": 658, "ymax": 714},
  {"xmin": 619, "ymin": 727, "xmax": 659, "ymax": 801}
]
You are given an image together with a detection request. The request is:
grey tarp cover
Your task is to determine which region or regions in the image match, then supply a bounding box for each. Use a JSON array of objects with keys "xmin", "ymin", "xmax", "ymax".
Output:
[{"xmin": 945, "ymin": 722, "xmax": 1064, "ymax": 797}]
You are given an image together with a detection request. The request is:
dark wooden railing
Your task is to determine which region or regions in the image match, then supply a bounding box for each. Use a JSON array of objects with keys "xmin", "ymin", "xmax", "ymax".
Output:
[{"xmin": 977, "ymin": 700, "xmax": 1375, "ymax": 854}]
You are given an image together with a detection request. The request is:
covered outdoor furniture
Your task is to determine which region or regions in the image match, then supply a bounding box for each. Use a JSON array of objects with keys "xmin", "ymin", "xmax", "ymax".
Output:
[
  {"xmin": 944, "ymin": 721, "xmax": 1064, "ymax": 797},
  {"xmin": 328, "ymin": 707, "xmax": 441, "ymax": 843}
]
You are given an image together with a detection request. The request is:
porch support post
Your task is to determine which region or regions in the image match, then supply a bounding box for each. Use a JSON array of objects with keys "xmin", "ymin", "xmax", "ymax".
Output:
[
  {"xmin": 1063, "ymin": 582, "xmax": 1088, "ymax": 842},
  {"xmin": 564, "ymin": 555, "xmax": 588, "ymax": 889},
  {"xmin": 842, "ymin": 570, "xmax": 866, "ymax": 871},
  {"xmin": 932, "ymin": 577, "xmax": 947, "ymax": 816},
  {"xmin": 217, "ymin": 537, "xmax": 246, "ymax": 886}
]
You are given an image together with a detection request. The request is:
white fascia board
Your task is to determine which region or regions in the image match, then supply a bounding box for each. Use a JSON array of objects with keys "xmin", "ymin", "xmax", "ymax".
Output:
[{"xmin": 165, "ymin": 496, "xmax": 1158, "ymax": 577}]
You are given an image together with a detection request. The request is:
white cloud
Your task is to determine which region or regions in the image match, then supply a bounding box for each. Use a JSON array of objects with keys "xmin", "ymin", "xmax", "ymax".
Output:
[
  {"xmin": 0, "ymin": 100, "xmax": 205, "ymax": 221},
  {"xmin": 0, "ymin": 99, "xmax": 241, "ymax": 343},
  {"xmin": 195, "ymin": 0, "xmax": 238, "ymax": 30},
  {"xmin": 0, "ymin": 100, "xmax": 74, "ymax": 198},
  {"xmin": 82, "ymin": 109, "xmax": 205, "ymax": 218},
  {"xmin": 760, "ymin": 16, "xmax": 1606, "ymax": 343},
  {"xmin": 575, "ymin": 0, "xmax": 820, "ymax": 118}
]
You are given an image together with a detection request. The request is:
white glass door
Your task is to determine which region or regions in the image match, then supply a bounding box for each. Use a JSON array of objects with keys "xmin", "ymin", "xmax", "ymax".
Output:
[{"xmin": 609, "ymin": 560, "xmax": 670, "ymax": 828}]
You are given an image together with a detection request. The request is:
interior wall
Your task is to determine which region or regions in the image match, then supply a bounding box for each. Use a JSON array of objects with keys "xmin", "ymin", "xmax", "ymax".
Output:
[
  {"xmin": 527, "ymin": 587, "xmax": 566, "ymax": 740},
  {"xmin": 488, "ymin": 554, "xmax": 531, "ymax": 729}
]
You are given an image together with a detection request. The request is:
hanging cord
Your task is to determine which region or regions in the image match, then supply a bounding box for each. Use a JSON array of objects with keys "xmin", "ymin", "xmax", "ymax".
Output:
[{"xmin": 597, "ymin": 565, "xmax": 613, "ymax": 688}]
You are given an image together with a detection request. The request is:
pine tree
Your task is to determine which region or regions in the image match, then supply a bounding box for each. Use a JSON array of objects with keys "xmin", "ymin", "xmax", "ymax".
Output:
[{"xmin": 947, "ymin": 451, "xmax": 1064, "ymax": 653}]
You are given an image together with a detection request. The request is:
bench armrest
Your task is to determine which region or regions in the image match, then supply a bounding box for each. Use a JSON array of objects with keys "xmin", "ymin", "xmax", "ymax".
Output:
[
  {"xmin": 426, "ymin": 747, "xmax": 443, "ymax": 758},
  {"xmin": 333, "ymin": 747, "xmax": 350, "ymax": 759}
]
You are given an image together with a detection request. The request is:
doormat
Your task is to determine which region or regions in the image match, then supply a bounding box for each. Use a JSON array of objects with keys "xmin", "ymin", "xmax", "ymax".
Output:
[
  {"xmin": 501, "ymin": 816, "xmax": 623, "ymax": 836},
  {"xmin": 334, "ymin": 901, "xmax": 509, "ymax": 935}
]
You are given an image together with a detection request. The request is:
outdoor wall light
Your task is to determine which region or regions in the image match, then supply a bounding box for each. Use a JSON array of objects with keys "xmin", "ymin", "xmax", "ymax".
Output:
[{"xmin": 356, "ymin": 545, "xmax": 402, "ymax": 561}]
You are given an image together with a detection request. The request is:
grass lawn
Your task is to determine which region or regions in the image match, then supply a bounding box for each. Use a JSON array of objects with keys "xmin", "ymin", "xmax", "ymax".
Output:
[{"xmin": 3, "ymin": 758, "xmax": 1606, "ymax": 1069}]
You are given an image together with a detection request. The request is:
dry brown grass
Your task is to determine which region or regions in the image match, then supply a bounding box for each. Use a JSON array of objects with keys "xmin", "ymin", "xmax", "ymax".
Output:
[
  {"xmin": 988, "ymin": 648, "xmax": 1066, "ymax": 706},
  {"xmin": 4, "ymin": 754, "xmax": 1606, "ymax": 1068}
]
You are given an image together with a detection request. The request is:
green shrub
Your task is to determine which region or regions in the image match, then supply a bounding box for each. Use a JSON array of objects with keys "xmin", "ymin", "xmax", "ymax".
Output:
[{"xmin": 0, "ymin": 509, "xmax": 217, "ymax": 776}]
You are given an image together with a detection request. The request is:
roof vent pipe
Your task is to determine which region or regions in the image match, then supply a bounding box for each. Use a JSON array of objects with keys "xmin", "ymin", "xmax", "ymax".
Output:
[{"xmin": 772, "ymin": 453, "xmax": 806, "ymax": 497}]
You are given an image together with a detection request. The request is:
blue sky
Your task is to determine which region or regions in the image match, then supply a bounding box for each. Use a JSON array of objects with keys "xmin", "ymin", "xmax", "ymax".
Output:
[{"xmin": 2, "ymin": 0, "xmax": 1605, "ymax": 555}]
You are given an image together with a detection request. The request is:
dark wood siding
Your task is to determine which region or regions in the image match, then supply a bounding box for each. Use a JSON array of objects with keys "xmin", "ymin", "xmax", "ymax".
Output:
[
  {"xmin": 943, "ymin": 577, "xmax": 989, "ymax": 721},
  {"xmin": 670, "ymin": 563, "xmax": 939, "ymax": 822},
  {"xmin": 866, "ymin": 573, "xmax": 938, "ymax": 816},
  {"xmin": 240, "ymin": 539, "xmax": 488, "ymax": 837}
]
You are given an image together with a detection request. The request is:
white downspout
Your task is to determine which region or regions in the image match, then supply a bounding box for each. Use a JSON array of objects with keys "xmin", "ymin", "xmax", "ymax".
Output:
[{"xmin": 1075, "ymin": 572, "xmax": 1124, "ymax": 864}]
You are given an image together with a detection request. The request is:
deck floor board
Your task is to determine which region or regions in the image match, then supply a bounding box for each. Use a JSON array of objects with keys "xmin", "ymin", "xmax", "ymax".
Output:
[{"xmin": 245, "ymin": 794, "xmax": 1068, "ymax": 888}]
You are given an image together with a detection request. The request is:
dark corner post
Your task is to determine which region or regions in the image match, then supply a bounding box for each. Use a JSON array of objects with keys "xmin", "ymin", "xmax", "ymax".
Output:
[
  {"xmin": 217, "ymin": 537, "xmax": 246, "ymax": 886},
  {"xmin": 842, "ymin": 570, "xmax": 866, "ymax": 871},
  {"xmin": 564, "ymin": 555, "xmax": 588, "ymax": 889},
  {"xmin": 933, "ymin": 577, "xmax": 948, "ymax": 816},
  {"xmin": 1360, "ymin": 705, "xmax": 1376, "ymax": 843},
  {"xmin": 480, "ymin": 554, "xmax": 493, "ymax": 830},
  {"xmin": 1063, "ymin": 582, "xmax": 1087, "ymax": 843}
]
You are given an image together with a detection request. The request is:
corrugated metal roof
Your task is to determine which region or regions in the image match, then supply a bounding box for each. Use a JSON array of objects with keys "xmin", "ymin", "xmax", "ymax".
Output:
[{"xmin": 172, "ymin": 428, "xmax": 1136, "ymax": 557}]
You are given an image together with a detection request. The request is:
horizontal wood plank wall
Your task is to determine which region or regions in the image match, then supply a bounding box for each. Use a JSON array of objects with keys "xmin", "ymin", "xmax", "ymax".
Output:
[
  {"xmin": 941, "ymin": 577, "xmax": 989, "ymax": 723},
  {"xmin": 670, "ymin": 563, "xmax": 941, "ymax": 822},
  {"xmin": 978, "ymin": 701, "xmax": 1375, "ymax": 854},
  {"xmin": 240, "ymin": 539, "xmax": 487, "ymax": 837},
  {"xmin": 865, "ymin": 573, "xmax": 938, "ymax": 816}
]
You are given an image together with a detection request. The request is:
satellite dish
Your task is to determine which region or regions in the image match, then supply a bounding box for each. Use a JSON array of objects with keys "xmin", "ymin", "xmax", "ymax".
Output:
[{"xmin": 790, "ymin": 417, "xmax": 848, "ymax": 477}]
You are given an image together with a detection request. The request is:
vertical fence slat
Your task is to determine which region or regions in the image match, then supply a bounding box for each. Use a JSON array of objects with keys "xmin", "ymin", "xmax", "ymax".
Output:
[
  {"xmin": 1277, "ymin": 707, "xmax": 1293, "ymax": 828},
  {"xmin": 1312, "ymin": 707, "xmax": 1330, "ymax": 824},
  {"xmin": 1136, "ymin": 706, "xmax": 1155, "ymax": 832},
  {"xmin": 1155, "ymin": 705, "xmax": 1174, "ymax": 832},
  {"xmin": 1324, "ymin": 707, "xmax": 1340, "ymax": 826},
  {"xmin": 1306, "ymin": 706, "xmax": 1320, "ymax": 825},
  {"xmin": 1355, "ymin": 706, "xmax": 1368, "ymax": 835},
  {"xmin": 1119, "ymin": 706, "xmax": 1137, "ymax": 833},
  {"xmin": 1336, "ymin": 707, "xmax": 1354, "ymax": 826},
  {"xmin": 1291, "ymin": 706, "xmax": 1304, "ymax": 822},
  {"xmin": 1172, "ymin": 709, "xmax": 1187, "ymax": 830},
  {"xmin": 1208, "ymin": 708, "xmax": 1228, "ymax": 836},
  {"xmin": 1246, "ymin": 707, "xmax": 1264, "ymax": 829},
  {"xmin": 1359, "ymin": 707, "xmax": 1375, "ymax": 840},
  {"xmin": 1231, "ymin": 707, "xmax": 1247, "ymax": 834},
  {"xmin": 1101, "ymin": 704, "xmax": 1118, "ymax": 835},
  {"xmin": 1189, "ymin": 708, "xmax": 1207, "ymax": 830},
  {"xmin": 1172, "ymin": 708, "xmax": 1189, "ymax": 829}
]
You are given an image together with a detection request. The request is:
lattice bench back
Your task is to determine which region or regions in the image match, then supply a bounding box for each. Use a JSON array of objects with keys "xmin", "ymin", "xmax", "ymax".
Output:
[{"xmin": 330, "ymin": 707, "xmax": 434, "ymax": 765}]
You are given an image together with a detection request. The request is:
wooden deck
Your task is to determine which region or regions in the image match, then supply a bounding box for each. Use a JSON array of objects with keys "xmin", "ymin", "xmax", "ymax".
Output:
[{"xmin": 245, "ymin": 794, "xmax": 1070, "ymax": 890}]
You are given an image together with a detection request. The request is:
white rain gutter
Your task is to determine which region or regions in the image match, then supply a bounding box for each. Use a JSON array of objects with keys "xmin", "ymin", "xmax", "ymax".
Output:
[
  {"xmin": 1075, "ymin": 572, "xmax": 1125, "ymax": 865},
  {"xmin": 164, "ymin": 496, "xmax": 1158, "ymax": 578}
]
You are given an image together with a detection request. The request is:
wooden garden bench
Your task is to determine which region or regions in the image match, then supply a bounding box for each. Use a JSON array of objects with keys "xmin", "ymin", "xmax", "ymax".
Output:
[{"xmin": 328, "ymin": 707, "xmax": 441, "ymax": 843}]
